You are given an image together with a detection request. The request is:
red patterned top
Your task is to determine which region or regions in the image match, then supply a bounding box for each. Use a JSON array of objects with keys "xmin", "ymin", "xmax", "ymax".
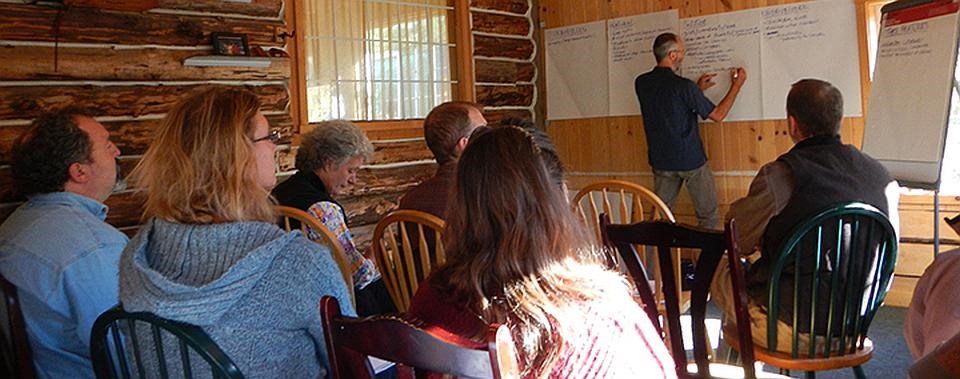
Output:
[{"xmin": 409, "ymin": 278, "xmax": 677, "ymax": 378}]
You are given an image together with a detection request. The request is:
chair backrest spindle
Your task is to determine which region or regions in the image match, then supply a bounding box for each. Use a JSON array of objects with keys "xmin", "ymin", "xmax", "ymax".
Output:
[
  {"xmin": 371, "ymin": 210, "xmax": 446, "ymax": 312},
  {"xmin": 90, "ymin": 306, "xmax": 244, "ymax": 379}
]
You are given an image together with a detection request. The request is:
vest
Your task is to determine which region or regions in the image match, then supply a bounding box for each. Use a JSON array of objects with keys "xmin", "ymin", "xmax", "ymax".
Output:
[{"xmin": 748, "ymin": 134, "xmax": 892, "ymax": 333}]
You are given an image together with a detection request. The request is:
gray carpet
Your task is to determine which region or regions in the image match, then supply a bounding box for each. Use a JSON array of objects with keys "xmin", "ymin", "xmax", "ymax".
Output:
[{"xmin": 702, "ymin": 304, "xmax": 912, "ymax": 378}]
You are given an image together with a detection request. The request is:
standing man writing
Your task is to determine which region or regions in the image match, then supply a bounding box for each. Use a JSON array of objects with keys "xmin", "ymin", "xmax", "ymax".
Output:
[{"xmin": 634, "ymin": 32, "xmax": 746, "ymax": 229}]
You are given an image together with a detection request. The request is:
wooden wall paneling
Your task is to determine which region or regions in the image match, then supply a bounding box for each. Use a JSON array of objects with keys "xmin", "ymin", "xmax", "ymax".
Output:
[
  {"xmin": 471, "ymin": 0, "xmax": 530, "ymax": 14},
  {"xmin": 0, "ymin": 84, "xmax": 289, "ymax": 120},
  {"xmin": 455, "ymin": 0, "xmax": 476, "ymax": 102},
  {"xmin": 0, "ymin": 4, "xmax": 284, "ymax": 47},
  {"xmin": 156, "ymin": 0, "xmax": 283, "ymax": 17},
  {"xmin": 537, "ymin": 1, "xmax": 954, "ymax": 304},
  {"xmin": 1, "ymin": 47, "xmax": 290, "ymax": 81},
  {"xmin": 886, "ymin": 276, "xmax": 918, "ymax": 307},
  {"xmin": 0, "ymin": 0, "xmax": 291, "ymax": 235}
]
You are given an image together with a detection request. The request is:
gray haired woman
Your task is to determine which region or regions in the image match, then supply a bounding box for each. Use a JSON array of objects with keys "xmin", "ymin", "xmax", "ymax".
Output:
[{"xmin": 272, "ymin": 120, "xmax": 396, "ymax": 315}]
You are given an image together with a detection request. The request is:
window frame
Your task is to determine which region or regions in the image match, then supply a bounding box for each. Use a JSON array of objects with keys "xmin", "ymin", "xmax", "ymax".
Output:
[{"xmin": 287, "ymin": 0, "xmax": 474, "ymax": 138}]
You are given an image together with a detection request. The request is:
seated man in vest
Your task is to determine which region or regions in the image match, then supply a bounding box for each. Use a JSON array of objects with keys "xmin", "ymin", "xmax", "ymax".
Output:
[
  {"xmin": 398, "ymin": 101, "xmax": 486, "ymax": 219},
  {"xmin": 711, "ymin": 79, "xmax": 900, "ymax": 353},
  {"xmin": 0, "ymin": 109, "xmax": 127, "ymax": 378}
]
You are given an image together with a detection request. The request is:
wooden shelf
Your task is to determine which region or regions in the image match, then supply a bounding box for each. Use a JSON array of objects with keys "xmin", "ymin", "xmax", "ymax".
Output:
[{"xmin": 183, "ymin": 56, "xmax": 272, "ymax": 68}]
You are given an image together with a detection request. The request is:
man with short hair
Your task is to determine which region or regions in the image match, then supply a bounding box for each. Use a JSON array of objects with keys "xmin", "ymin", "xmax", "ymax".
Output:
[
  {"xmin": 635, "ymin": 32, "xmax": 746, "ymax": 229},
  {"xmin": 712, "ymin": 79, "xmax": 899, "ymax": 352},
  {"xmin": 398, "ymin": 101, "xmax": 486, "ymax": 219},
  {"xmin": 0, "ymin": 109, "xmax": 127, "ymax": 379}
]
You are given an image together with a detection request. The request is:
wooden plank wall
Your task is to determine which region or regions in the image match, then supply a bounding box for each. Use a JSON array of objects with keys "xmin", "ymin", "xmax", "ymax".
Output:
[
  {"xmin": 536, "ymin": 0, "xmax": 960, "ymax": 307},
  {"xmin": 0, "ymin": 0, "xmax": 291, "ymax": 236}
]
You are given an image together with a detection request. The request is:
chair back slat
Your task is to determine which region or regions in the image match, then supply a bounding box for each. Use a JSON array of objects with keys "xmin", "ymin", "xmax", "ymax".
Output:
[
  {"xmin": 601, "ymin": 218, "xmax": 757, "ymax": 379},
  {"xmin": 180, "ymin": 338, "xmax": 192, "ymax": 378},
  {"xmin": 320, "ymin": 296, "xmax": 518, "ymax": 379},
  {"xmin": 573, "ymin": 180, "xmax": 682, "ymax": 328},
  {"xmin": 0, "ymin": 274, "xmax": 36, "ymax": 379},
  {"xmin": 109, "ymin": 325, "xmax": 130, "ymax": 379},
  {"xmin": 371, "ymin": 210, "xmax": 446, "ymax": 312},
  {"xmin": 275, "ymin": 205, "xmax": 356, "ymax": 306},
  {"xmin": 151, "ymin": 324, "xmax": 167, "ymax": 378},
  {"xmin": 124, "ymin": 319, "xmax": 146, "ymax": 379},
  {"xmin": 764, "ymin": 202, "xmax": 897, "ymax": 363},
  {"xmin": 90, "ymin": 305, "xmax": 244, "ymax": 379}
]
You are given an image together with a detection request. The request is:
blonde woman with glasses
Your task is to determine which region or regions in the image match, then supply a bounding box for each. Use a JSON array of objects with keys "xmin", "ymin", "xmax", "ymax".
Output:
[{"xmin": 118, "ymin": 86, "xmax": 353, "ymax": 378}]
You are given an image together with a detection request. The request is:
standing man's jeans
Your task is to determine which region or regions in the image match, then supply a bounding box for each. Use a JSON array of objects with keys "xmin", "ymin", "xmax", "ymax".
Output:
[{"xmin": 653, "ymin": 162, "xmax": 720, "ymax": 229}]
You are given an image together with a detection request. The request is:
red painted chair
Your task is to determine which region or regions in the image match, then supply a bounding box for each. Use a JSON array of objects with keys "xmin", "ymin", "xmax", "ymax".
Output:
[{"xmin": 320, "ymin": 296, "xmax": 518, "ymax": 379}]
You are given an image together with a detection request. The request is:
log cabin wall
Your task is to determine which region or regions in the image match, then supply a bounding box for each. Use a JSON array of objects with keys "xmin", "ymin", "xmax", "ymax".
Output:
[
  {"xmin": 537, "ymin": 0, "xmax": 960, "ymax": 306},
  {"xmin": 0, "ymin": 0, "xmax": 292, "ymax": 237},
  {"xmin": 295, "ymin": 0, "xmax": 540, "ymax": 249}
]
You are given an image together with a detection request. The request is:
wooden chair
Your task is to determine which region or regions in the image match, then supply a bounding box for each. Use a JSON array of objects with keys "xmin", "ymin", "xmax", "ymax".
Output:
[
  {"xmin": 602, "ymin": 217, "xmax": 766, "ymax": 379},
  {"xmin": 910, "ymin": 328, "xmax": 960, "ymax": 379},
  {"xmin": 371, "ymin": 210, "xmax": 446, "ymax": 312},
  {"xmin": 723, "ymin": 202, "xmax": 898, "ymax": 379},
  {"xmin": 275, "ymin": 205, "xmax": 355, "ymax": 305},
  {"xmin": 0, "ymin": 274, "xmax": 35, "ymax": 379},
  {"xmin": 320, "ymin": 296, "xmax": 518, "ymax": 379},
  {"xmin": 90, "ymin": 305, "xmax": 243, "ymax": 379},
  {"xmin": 575, "ymin": 180, "xmax": 688, "ymax": 340}
]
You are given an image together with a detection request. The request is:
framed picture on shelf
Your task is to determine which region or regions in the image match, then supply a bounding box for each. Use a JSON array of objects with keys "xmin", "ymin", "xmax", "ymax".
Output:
[{"xmin": 211, "ymin": 33, "xmax": 249, "ymax": 56}]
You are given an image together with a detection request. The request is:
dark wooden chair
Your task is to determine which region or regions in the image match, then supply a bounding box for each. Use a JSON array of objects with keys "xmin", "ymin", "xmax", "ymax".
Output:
[
  {"xmin": 320, "ymin": 296, "xmax": 518, "ymax": 379},
  {"xmin": 910, "ymin": 328, "xmax": 960, "ymax": 379},
  {"xmin": 0, "ymin": 273, "xmax": 35, "ymax": 379},
  {"xmin": 723, "ymin": 202, "xmax": 898, "ymax": 379},
  {"xmin": 90, "ymin": 305, "xmax": 243, "ymax": 379},
  {"xmin": 601, "ymin": 217, "xmax": 760, "ymax": 379}
]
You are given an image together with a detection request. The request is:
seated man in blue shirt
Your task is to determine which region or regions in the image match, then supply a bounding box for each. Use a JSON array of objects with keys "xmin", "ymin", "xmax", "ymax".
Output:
[{"xmin": 0, "ymin": 108, "xmax": 127, "ymax": 378}]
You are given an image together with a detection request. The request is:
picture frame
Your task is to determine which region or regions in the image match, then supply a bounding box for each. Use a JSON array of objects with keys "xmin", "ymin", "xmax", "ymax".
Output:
[{"xmin": 211, "ymin": 33, "xmax": 249, "ymax": 56}]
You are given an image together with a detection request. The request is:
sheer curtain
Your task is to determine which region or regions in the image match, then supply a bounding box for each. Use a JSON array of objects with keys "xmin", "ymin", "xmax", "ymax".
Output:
[{"xmin": 303, "ymin": 0, "xmax": 456, "ymax": 122}]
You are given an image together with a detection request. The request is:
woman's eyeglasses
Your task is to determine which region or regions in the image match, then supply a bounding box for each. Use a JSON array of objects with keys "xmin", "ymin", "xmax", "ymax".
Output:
[{"xmin": 252, "ymin": 129, "xmax": 282, "ymax": 144}]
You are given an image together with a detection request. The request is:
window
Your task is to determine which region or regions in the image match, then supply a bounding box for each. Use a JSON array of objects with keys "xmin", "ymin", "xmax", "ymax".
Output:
[
  {"xmin": 865, "ymin": 1, "xmax": 894, "ymax": 79},
  {"xmin": 300, "ymin": 0, "xmax": 460, "ymax": 122}
]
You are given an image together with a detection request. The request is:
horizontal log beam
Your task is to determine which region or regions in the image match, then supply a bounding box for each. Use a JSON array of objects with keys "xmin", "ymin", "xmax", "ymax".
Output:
[
  {"xmin": 0, "ymin": 3, "xmax": 284, "ymax": 47},
  {"xmin": 1, "ymin": 47, "xmax": 289, "ymax": 81},
  {"xmin": 472, "ymin": 12, "xmax": 530, "ymax": 36},
  {"xmin": 157, "ymin": 0, "xmax": 283, "ymax": 18},
  {"xmin": 471, "ymin": 0, "xmax": 530, "ymax": 14},
  {"xmin": 475, "ymin": 59, "xmax": 535, "ymax": 83},
  {"xmin": 476, "ymin": 84, "xmax": 534, "ymax": 107},
  {"xmin": 474, "ymin": 35, "xmax": 534, "ymax": 60},
  {"xmin": 0, "ymin": 84, "xmax": 288, "ymax": 120}
]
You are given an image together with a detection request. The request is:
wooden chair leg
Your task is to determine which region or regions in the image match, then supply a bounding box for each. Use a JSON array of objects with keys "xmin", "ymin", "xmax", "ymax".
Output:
[{"xmin": 853, "ymin": 365, "xmax": 866, "ymax": 379}]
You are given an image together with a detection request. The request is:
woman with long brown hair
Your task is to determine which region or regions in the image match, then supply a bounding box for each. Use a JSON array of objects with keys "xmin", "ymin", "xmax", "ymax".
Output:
[
  {"xmin": 408, "ymin": 126, "xmax": 675, "ymax": 378},
  {"xmin": 117, "ymin": 87, "xmax": 353, "ymax": 377}
]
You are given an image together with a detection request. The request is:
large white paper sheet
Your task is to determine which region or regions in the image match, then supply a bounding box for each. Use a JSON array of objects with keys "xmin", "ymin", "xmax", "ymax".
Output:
[
  {"xmin": 607, "ymin": 10, "xmax": 680, "ymax": 116},
  {"xmin": 546, "ymin": 21, "xmax": 609, "ymax": 120}
]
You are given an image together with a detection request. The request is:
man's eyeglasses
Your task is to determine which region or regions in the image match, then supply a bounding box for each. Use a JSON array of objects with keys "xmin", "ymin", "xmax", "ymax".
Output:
[{"xmin": 253, "ymin": 129, "xmax": 282, "ymax": 144}]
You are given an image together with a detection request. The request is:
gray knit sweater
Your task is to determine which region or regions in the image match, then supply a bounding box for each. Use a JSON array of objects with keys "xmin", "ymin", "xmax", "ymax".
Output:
[{"xmin": 118, "ymin": 218, "xmax": 355, "ymax": 378}]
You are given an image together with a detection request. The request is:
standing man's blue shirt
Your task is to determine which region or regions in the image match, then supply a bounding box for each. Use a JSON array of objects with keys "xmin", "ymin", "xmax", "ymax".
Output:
[
  {"xmin": 0, "ymin": 192, "xmax": 127, "ymax": 379},
  {"xmin": 635, "ymin": 66, "xmax": 716, "ymax": 171}
]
